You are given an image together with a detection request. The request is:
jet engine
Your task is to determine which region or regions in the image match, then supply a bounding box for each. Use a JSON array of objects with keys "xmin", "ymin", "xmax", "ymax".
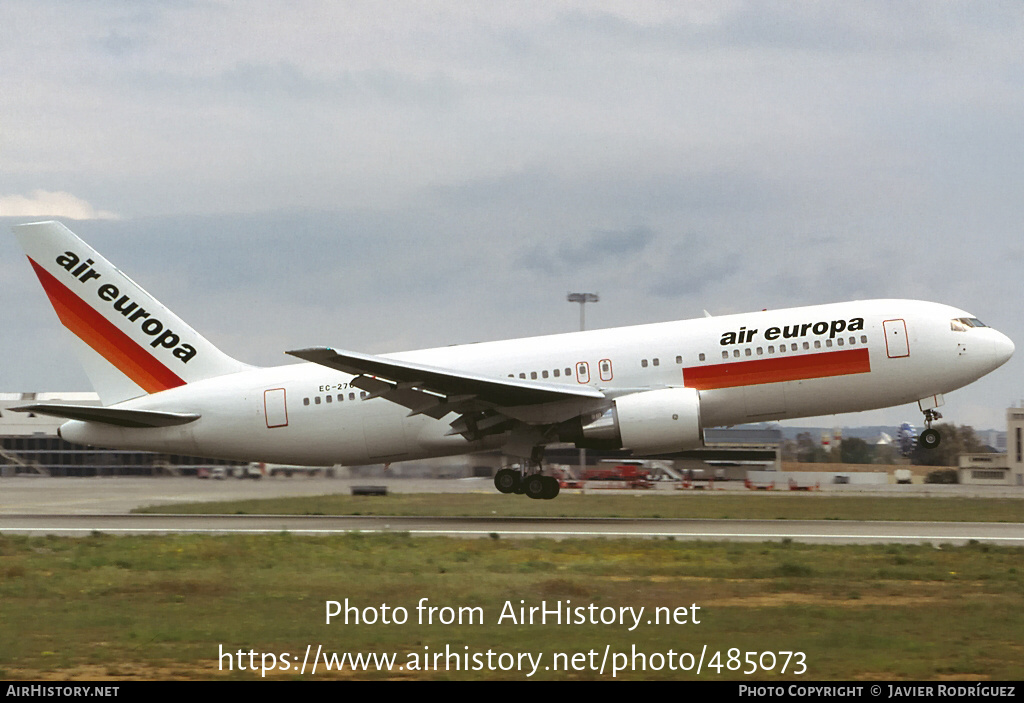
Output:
[{"xmin": 564, "ymin": 387, "xmax": 704, "ymax": 455}]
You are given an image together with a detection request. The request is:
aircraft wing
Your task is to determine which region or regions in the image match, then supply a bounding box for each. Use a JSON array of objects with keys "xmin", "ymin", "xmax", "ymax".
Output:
[{"xmin": 286, "ymin": 346, "xmax": 608, "ymax": 437}]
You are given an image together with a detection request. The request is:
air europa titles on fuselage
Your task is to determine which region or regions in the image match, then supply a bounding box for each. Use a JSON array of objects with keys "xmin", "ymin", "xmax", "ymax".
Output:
[
  {"xmin": 719, "ymin": 317, "xmax": 865, "ymax": 346},
  {"xmin": 54, "ymin": 250, "xmax": 197, "ymax": 363}
]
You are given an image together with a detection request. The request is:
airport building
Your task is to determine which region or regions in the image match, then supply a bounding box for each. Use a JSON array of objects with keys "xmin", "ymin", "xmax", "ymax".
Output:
[
  {"xmin": 1000, "ymin": 407, "xmax": 1024, "ymax": 486},
  {"xmin": 955, "ymin": 408, "xmax": 1024, "ymax": 486}
]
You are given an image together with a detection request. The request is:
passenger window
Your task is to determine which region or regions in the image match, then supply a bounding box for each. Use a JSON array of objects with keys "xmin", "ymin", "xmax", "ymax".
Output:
[
  {"xmin": 337, "ymin": 394, "xmax": 343, "ymax": 402},
  {"xmin": 531, "ymin": 371, "xmax": 537, "ymax": 380},
  {"xmin": 553, "ymin": 369, "xmax": 560, "ymax": 377},
  {"xmin": 676, "ymin": 355, "xmax": 682, "ymax": 364},
  {"xmin": 825, "ymin": 339, "xmax": 833, "ymax": 347},
  {"xmin": 744, "ymin": 348, "xmax": 752, "ymax": 357},
  {"xmin": 803, "ymin": 342, "xmax": 810, "ymax": 350},
  {"xmin": 733, "ymin": 349, "xmax": 740, "ymax": 358},
  {"xmin": 315, "ymin": 396, "xmax": 321, "ymax": 405},
  {"xmin": 860, "ymin": 335, "xmax": 867, "ymax": 343},
  {"xmin": 814, "ymin": 341, "xmax": 821, "ymax": 349},
  {"xmin": 326, "ymin": 395, "xmax": 332, "ymax": 403},
  {"xmin": 837, "ymin": 338, "xmax": 844, "ymax": 346},
  {"xmin": 722, "ymin": 351, "xmax": 729, "ymax": 359},
  {"xmin": 652, "ymin": 358, "xmax": 659, "ymax": 366},
  {"xmin": 542, "ymin": 370, "xmax": 549, "ymax": 379},
  {"xmin": 768, "ymin": 345, "xmax": 774, "ymax": 354},
  {"xmin": 303, "ymin": 398, "xmax": 310, "ymax": 406},
  {"xmin": 698, "ymin": 353, "xmax": 705, "ymax": 362},
  {"xmin": 756, "ymin": 347, "xmax": 763, "ymax": 355},
  {"xmin": 641, "ymin": 359, "xmax": 648, "ymax": 368}
]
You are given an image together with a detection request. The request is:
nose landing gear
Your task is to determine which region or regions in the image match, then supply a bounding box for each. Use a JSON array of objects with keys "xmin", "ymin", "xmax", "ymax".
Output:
[{"xmin": 918, "ymin": 409, "xmax": 942, "ymax": 449}]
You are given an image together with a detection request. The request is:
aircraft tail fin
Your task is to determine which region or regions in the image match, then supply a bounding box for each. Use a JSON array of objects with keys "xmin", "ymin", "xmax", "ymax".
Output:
[{"xmin": 13, "ymin": 221, "xmax": 250, "ymax": 405}]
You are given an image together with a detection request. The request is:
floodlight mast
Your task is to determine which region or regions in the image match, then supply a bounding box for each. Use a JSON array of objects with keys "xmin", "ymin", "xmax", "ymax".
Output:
[{"xmin": 567, "ymin": 292, "xmax": 599, "ymax": 332}]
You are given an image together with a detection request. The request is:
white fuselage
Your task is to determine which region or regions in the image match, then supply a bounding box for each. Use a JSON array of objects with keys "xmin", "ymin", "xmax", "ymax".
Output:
[{"xmin": 59, "ymin": 299, "xmax": 1014, "ymax": 466}]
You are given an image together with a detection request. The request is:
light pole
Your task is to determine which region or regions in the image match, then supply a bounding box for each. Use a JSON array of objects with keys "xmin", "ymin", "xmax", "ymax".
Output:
[
  {"xmin": 567, "ymin": 293, "xmax": 598, "ymax": 477},
  {"xmin": 567, "ymin": 292, "xmax": 599, "ymax": 332}
]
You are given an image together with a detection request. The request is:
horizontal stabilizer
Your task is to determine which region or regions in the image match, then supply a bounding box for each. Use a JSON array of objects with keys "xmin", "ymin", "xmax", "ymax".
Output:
[{"xmin": 11, "ymin": 403, "xmax": 200, "ymax": 428}]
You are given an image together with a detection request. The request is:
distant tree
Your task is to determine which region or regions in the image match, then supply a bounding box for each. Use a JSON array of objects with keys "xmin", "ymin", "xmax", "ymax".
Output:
[
  {"xmin": 872, "ymin": 443, "xmax": 899, "ymax": 466},
  {"xmin": 780, "ymin": 438, "xmax": 799, "ymax": 462},
  {"xmin": 911, "ymin": 423, "xmax": 989, "ymax": 466},
  {"xmin": 795, "ymin": 432, "xmax": 828, "ymax": 463},
  {"xmin": 839, "ymin": 437, "xmax": 874, "ymax": 465}
]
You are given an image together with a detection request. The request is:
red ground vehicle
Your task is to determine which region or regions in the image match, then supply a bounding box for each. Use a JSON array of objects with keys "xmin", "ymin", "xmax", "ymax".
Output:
[{"xmin": 573, "ymin": 462, "xmax": 653, "ymax": 489}]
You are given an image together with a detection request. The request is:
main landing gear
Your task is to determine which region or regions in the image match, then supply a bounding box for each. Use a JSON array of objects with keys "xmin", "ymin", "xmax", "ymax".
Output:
[
  {"xmin": 493, "ymin": 468, "xmax": 560, "ymax": 500},
  {"xmin": 493, "ymin": 448, "xmax": 560, "ymax": 500},
  {"xmin": 918, "ymin": 408, "xmax": 942, "ymax": 450}
]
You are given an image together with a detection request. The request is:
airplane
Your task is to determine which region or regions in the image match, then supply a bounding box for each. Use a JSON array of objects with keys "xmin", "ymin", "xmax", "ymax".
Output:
[{"xmin": 10, "ymin": 221, "xmax": 1015, "ymax": 500}]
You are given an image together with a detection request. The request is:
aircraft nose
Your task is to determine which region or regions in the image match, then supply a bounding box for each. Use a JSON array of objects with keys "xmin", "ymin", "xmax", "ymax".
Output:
[{"xmin": 993, "ymin": 330, "xmax": 1015, "ymax": 365}]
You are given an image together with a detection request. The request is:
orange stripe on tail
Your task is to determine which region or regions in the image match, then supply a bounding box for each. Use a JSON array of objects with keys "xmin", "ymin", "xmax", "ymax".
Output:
[{"xmin": 28, "ymin": 258, "xmax": 186, "ymax": 393}]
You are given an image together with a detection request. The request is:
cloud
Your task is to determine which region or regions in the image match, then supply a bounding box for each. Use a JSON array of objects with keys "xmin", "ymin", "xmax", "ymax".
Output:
[{"xmin": 0, "ymin": 191, "xmax": 120, "ymax": 220}]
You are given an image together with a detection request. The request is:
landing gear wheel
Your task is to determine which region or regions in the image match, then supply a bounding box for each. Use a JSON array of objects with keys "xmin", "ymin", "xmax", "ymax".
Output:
[
  {"xmin": 542, "ymin": 476, "xmax": 560, "ymax": 500},
  {"xmin": 919, "ymin": 428, "xmax": 941, "ymax": 450},
  {"xmin": 494, "ymin": 468, "xmax": 520, "ymax": 494},
  {"xmin": 525, "ymin": 475, "xmax": 548, "ymax": 500},
  {"xmin": 524, "ymin": 475, "xmax": 560, "ymax": 500},
  {"xmin": 528, "ymin": 474, "xmax": 552, "ymax": 497}
]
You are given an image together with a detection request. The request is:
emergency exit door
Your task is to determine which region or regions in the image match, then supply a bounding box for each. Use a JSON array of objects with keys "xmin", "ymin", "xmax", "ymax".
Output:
[
  {"xmin": 883, "ymin": 319, "xmax": 909, "ymax": 358},
  {"xmin": 264, "ymin": 388, "xmax": 288, "ymax": 428}
]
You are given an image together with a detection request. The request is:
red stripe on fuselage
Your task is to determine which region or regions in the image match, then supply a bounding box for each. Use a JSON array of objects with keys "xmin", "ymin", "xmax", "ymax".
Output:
[
  {"xmin": 683, "ymin": 348, "xmax": 871, "ymax": 390},
  {"xmin": 28, "ymin": 258, "xmax": 185, "ymax": 393}
]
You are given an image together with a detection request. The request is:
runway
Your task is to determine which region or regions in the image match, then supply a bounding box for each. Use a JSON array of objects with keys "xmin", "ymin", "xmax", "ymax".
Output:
[
  {"xmin": 1, "ymin": 477, "xmax": 1022, "ymax": 544},
  {"xmin": 3, "ymin": 476, "xmax": 1021, "ymax": 515},
  {"xmin": 1, "ymin": 513, "xmax": 1023, "ymax": 545}
]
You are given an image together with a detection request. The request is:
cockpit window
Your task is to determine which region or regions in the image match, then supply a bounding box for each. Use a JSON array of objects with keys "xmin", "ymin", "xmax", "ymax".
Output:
[{"xmin": 951, "ymin": 317, "xmax": 987, "ymax": 332}]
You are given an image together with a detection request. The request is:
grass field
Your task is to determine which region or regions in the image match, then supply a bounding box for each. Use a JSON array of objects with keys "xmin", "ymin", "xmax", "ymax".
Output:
[
  {"xmin": 134, "ymin": 491, "xmax": 1024, "ymax": 523},
  {"xmin": 2, "ymin": 532, "xmax": 1022, "ymax": 680}
]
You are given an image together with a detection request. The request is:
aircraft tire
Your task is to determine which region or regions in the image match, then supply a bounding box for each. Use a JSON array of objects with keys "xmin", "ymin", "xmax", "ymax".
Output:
[
  {"xmin": 494, "ymin": 469, "xmax": 519, "ymax": 494},
  {"xmin": 542, "ymin": 476, "xmax": 560, "ymax": 500},
  {"xmin": 524, "ymin": 475, "xmax": 547, "ymax": 500},
  {"xmin": 919, "ymin": 428, "xmax": 941, "ymax": 449}
]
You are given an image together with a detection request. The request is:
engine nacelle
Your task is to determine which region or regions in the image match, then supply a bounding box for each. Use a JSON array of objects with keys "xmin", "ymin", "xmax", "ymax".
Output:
[{"xmin": 570, "ymin": 387, "xmax": 704, "ymax": 455}]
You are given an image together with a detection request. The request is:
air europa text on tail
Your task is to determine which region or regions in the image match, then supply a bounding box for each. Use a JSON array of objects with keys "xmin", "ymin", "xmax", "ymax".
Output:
[{"xmin": 54, "ymin": 250, "xmax": 197, "ymax": 363}]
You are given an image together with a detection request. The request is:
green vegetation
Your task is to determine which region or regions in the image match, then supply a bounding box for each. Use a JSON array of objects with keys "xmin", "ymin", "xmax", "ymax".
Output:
[
  {"xmin": 133, "ymin": 492, "xmax": 1024, "ymax": 523},
  {"xmin": 912, "ymin": 424, "xmax": 991, "ymax": 466},
  {"xmin": 1, "ymin": 534, "xmax": 1021, "ymax": 680},
  {"xmin": 787, "ymin": 423, "xmax": 991, "ymax": 466}
]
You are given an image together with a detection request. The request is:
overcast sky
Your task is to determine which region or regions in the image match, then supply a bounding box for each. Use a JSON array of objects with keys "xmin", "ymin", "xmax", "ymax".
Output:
[{"xmin": 2, "ymin": 1, "xmax": 1023, "ymax": 431}]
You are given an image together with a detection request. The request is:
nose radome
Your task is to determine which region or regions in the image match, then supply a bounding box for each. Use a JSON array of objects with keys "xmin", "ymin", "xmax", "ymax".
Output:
[{"xmin": 995, "ymin": 331, "xmax": 1015, "ymax": 364}]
